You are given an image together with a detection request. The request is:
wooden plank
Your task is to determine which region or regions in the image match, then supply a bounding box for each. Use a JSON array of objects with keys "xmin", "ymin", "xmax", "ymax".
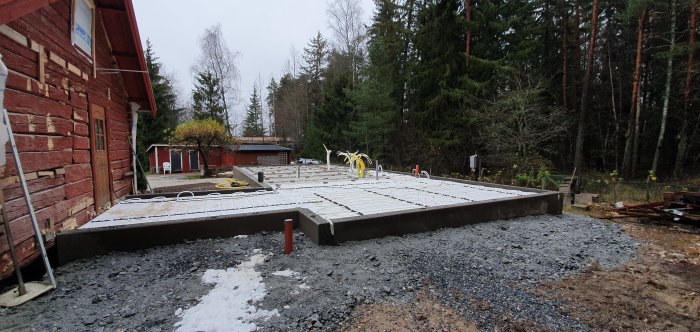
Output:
[
  {"xmin": 0, "ymin": 24, "xmax": 28, "ymax": 46},
  {"xmin": 4, "ymin": 150, "xmax": 71, "ymax": 175},
  {"xmin": 3, "ymin": 185, "xmax": 65, "ymax": 221},
  {"xmin": 12, "ymin": 134, "xmax": 72, "ymax": 152},
  {"xmin": 4, "ymin": 88, "xmax": 73, "ymax": 119},
  {"xmin": 7, "ymin": 112, "xmax": 73, "ymax": 136}
]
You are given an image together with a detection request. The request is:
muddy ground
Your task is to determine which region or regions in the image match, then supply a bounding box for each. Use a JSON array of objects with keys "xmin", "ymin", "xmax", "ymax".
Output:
[
  {"xmin": 0, "ymin": 213, "xmax": 696, "ymax": 331},
  {"xmin": 541, "ymin": 221, "xmax": 700, "ymax": 331}
]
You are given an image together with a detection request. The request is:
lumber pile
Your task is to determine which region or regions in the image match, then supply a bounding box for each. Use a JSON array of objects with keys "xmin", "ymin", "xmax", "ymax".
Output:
[{"xmin": 610, "ymin": 192, "xmax": 700, "ymax": 226}]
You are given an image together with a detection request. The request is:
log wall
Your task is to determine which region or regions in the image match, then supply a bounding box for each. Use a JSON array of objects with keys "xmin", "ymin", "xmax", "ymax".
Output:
[{"xmin": 0, "ymin": 0, "xmax": 134, "ymax": 279}]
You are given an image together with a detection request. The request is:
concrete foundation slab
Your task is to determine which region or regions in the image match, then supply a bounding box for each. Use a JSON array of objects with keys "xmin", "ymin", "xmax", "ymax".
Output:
[{"xmin": 57, "ymin": 165, "xmax": 562, "ymax": 265}]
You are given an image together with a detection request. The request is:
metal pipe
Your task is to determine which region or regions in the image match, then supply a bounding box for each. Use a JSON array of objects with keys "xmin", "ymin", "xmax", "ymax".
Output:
[
  {"xmin": 0, "ymin": 54, "xmax": 27, "ymax": 295},
  {"xmin": 284, "ymin": 218, "xmax": 293, "ymax": 255}
]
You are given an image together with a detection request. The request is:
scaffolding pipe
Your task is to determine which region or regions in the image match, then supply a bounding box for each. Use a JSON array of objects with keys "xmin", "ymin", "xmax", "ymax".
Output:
[{"xmin": 0, "ymin": 54, "xmax": 28, "ymax": 295}]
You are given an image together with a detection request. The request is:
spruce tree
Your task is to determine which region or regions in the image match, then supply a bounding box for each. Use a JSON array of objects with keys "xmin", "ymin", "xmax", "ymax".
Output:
[
  {"xmin": 243, "ymin": 86, "xmax": 265, "ymax": 137},
  {"xmin": 191, "ymin": 71, "xmax": 227, "ymax": 127},
  {"xmin": 349, "ymin": 0, "xmax": 406, "ymax": 162}
]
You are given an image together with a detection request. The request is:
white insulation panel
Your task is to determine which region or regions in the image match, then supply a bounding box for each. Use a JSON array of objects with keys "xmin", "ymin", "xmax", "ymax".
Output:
[{"xmin": 83, "ymin": 165, "xmax": 534, "ymax": 229}]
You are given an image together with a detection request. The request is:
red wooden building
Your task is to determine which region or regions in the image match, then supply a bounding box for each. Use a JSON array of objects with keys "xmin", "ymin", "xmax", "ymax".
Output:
[
  {"xmin": 147, "ymin": 144, "xmax": 292, "ymax": 173},
  {"xmin": 0, "ymin": 0, "xmax": 155, "ymax": 279}
]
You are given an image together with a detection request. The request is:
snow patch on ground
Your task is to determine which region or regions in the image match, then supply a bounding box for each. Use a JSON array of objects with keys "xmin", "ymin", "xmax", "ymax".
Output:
[
  {"xmin": 271, "ymin": 269, "xmax": 299, "ymax": 277},
  {"xmin": 174, "ymin": 252, "xmax": 278, "ymax": 332}
]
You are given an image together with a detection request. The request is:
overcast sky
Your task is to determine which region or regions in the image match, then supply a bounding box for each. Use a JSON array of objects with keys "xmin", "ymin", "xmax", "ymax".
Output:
[{"xmin": 132, "ymin": 0, "xmax": 375, "ymax": 126}]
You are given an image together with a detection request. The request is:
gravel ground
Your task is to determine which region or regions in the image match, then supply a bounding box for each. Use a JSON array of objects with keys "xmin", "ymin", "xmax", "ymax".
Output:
[{"xmin": 0, "ymin": 213, "xmax": 639, "ymax": 331}]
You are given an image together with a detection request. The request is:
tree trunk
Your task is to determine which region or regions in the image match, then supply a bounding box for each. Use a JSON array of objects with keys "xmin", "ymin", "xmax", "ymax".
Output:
[
  {"xmin": 465, "ymin": 0, "xmax": 472, "ymax": 55},
  {"xmin": 652, "ymin": 0, "xmax": 677, "ymax": 174},
  {"xmin": 674, "ymin": 1, "xmax": 698, "ymax": 177},
  {"xmin": 622, "ymin": 7, "xmax": 647, "ymax": 177},
  {"xmin": 200, "ymin": 149, "xmax": 210, "ymax": 177},
  {"xmin": 574, "ymin": 0, "xmax": 600, "ymax": 169},
  {"xmin": 572, "ymin": 0, "xmax": 582, "ymax": 109},
  {"xmin": 607, "ymin": 7, "xmax": 619, "ymax": 170},
  {"xmin": 561, "ymin": 0, "xmax": 569, "ymax": 109}
]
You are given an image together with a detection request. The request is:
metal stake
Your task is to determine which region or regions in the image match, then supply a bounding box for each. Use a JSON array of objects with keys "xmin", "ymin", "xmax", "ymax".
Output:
[
  {"xmin": 3, "ymin": 108, "xmax": 56, "ymax": 288},
  {"xmin": 1, "ymin": 199, "xmax": 26, "ymax": 295},
  {"xmin": 375, "ymin": 160, "xmax": 379, "ymax": 180}
]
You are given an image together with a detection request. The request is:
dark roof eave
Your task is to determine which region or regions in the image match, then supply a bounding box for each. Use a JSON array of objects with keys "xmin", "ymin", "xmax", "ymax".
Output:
[{"xmin": 123, "ymin": 0, "xmax": 156, "ymax": 117}]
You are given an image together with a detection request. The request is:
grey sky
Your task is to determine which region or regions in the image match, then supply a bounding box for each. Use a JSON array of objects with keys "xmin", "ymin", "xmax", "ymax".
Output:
[{"xmin": 132, "ymin": 0, "xmax": 375, "ymax": 128}]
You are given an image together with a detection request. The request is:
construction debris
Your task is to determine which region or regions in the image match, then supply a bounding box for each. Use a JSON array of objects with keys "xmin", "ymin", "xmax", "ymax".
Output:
[{"xmin": 605, "ymin": 192, "xmax": 700, "ymax": 226}]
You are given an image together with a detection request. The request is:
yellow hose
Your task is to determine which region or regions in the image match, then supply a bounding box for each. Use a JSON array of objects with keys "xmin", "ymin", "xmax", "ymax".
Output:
[{"xmin": 215, "ymin": 178, "xmax": 249, "ymax": 189}]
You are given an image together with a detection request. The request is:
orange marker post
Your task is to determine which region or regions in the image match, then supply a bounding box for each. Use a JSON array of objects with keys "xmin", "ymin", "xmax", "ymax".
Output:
[{"xmin": 284, "ymin": 218, "xmax": 293, "ymax": 255}]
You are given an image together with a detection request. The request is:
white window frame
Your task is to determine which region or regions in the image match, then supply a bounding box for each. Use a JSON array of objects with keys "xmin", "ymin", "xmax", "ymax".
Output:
[{"xmin": 71, "ymin": 0, "xmax": 96, "ymax": 61}]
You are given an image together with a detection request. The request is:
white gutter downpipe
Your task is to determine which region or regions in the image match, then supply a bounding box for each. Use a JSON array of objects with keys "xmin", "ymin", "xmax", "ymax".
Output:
[
  {"xmin": 129, "ymin": 102, "xmax": 140, "ymax": 194},
  {"xmin": 0, "ymin": 55, "xmax": 9, "ymax": 168}
]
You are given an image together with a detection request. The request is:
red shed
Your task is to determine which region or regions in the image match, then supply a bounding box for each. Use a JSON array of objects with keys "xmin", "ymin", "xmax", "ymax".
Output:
[
  {"xmin": 146, "ymin": 144, "xmax": 217, "ymax": 174},
  {"xmin": 0, "ymin": 0, "xmax": 156, "ymax": 279},
  {"xmin": 146, "ymin": 144, "xmax": 292, "ymax": 173},
  {"xmin": 229, "ymin": 144, "xmax": 292, "ymax": 166}
]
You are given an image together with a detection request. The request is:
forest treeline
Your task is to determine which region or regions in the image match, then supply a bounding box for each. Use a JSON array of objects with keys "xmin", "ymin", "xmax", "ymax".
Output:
[
  {"xmin": 268, "ymin": 0, "xmax": 699, "ymax": 179},
  {"xmin": 141, "ymin": 0, "xmax": 700, "ymax": 180}
]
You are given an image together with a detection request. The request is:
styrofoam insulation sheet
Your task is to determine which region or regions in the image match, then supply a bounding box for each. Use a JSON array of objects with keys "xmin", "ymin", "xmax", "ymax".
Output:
[{"xmin": 82, "ymin": 165, "xmax": 535, "ymax": 229}]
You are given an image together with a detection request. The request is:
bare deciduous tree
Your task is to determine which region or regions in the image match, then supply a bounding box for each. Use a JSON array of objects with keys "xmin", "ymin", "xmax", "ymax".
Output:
[
  {"xmin": 193, "ymin": 24, "xmax": 241, "ymax": 134},
  {"xmin": 477, "ymin": 77, "xmax": 569, "ymax": 172},
  {"xmin": 327, "ymin": 0, "xmax": 367, "ymax": 85}
]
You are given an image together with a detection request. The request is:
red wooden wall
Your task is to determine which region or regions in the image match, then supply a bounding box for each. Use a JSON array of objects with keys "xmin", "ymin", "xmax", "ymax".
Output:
[
  {"xmin": 0, "ymin": 1, "xmax": 135, "ymax": 279},
  {"xmin": 147, "ymin": 147, "xmax": 292, "ymax": 171}
]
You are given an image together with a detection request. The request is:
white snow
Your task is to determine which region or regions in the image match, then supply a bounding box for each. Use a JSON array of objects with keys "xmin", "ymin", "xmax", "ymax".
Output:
[
  {"xmin": 174, "ymin": 253, "xmax": 278, "ymax": 332},
  {"xmin": 271, "ymin": 269, "xmax": 299, "ymax": 277}
]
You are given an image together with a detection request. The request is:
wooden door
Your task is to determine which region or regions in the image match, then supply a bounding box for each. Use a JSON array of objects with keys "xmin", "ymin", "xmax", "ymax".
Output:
[
  {"xmin": 91, "ymin": 104, "xmax": 110, "ymax": 212},
  {"xmin": 170, "ymin": 150, "xmax": 182, "ymax": 172},
  {"xmin": 189, "ymin": 150, "xmax": 199, "ymax": 171}
]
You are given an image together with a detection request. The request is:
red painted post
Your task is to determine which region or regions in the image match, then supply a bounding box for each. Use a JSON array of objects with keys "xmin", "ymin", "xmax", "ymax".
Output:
[
  {"xmin": 284, "ymin": 218, "xmax": 293, "ymax": 255},
  {"xmin": 415, "ymin": 165, "xmax": 420, "ymax": 177}
]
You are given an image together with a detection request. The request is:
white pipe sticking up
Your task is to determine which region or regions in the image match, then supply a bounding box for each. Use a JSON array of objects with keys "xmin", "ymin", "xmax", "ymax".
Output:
[
  {"xmin": 130, "ymin": 102, "xmax": 140, "ymax": 194},
  {"xmin": 0, "ymin": 55, "xmax": 8, "ymax": 168}
]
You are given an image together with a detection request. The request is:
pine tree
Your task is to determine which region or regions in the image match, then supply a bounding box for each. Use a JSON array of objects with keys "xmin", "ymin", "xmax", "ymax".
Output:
[
  {"xmin": 191, "ymin": 71, "xmax": 227, "ymax": 127},
  {"xmin": 266, "ymin": 78, "xmax": 279, "ymax": 138},
  {"xmin": 243, "ymin": 86, "xmax": 265, "ymax": 137}
]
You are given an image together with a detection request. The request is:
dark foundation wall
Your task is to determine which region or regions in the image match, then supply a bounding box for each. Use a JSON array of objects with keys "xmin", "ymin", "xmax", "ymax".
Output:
[
  {"xmin": 0, "ymin": 0, "xmax": 134, "ymax": 279},
  {"xmin": 56, "ymin": 176, "xmax": 561, "ymax": 264}
]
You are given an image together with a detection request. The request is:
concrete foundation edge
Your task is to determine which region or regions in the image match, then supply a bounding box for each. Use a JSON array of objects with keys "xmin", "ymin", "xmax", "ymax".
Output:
[{"xmin": 57, "ymin": 182, "xmax": 561, "ymax": 266}]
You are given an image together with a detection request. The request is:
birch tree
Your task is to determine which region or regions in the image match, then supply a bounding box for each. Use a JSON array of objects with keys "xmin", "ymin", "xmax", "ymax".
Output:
[
  {"xmin": 651, "ymin": 0, "xmax": 677, "ymax": 173},
  {"xmin": 327, "ymin": 0, "xmax": 367, "ymax": 86},
  {"xmin": 193, "ymin": 24, "xmax": 240, "ymax": 134}
]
